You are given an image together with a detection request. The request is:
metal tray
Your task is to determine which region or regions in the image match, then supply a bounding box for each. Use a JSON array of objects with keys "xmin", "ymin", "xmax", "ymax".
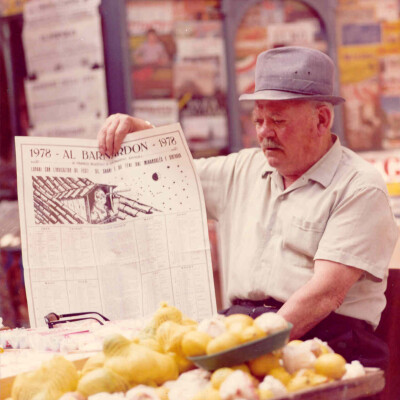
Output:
[{"xmin": 188, "ymin": 323, "xmax": 292, "ymax": 371}]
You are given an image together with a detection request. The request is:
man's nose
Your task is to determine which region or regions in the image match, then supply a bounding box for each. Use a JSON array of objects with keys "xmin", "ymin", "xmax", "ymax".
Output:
[{"xmin": 258, "ymin": 122, "xmax": 275, "ymax": 138}]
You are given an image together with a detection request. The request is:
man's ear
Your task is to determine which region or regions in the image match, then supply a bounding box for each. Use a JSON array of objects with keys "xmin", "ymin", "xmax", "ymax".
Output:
[{"xmin": 316, "ymin": 105, "xmax": 332, "ymax": 135}]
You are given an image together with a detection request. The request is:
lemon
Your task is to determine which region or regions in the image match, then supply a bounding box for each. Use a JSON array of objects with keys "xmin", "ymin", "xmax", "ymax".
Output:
[
  {"xmin": 286, "ymin": 374, "xmax": 310, "ymax": 392},
  {"xmin": 248, "ymin": 352, "xmax": 281, "ymax": 377},
  {"xmin": 314, "ymin": 353, "xmax": 346, "ymax": 380},
  {"xmin": 232, "ymin": 363, "xmax": 251, "ymax": 374},
  {"xmin": 269, "ymin": 366, "xmax": 292, "ymax": 386},
  {"xmin": 155, "ymin": 386, "xmax": 169, "ymax": 400},
  {"xmin": 173, "ymin": 351, "xmax": 194, "ymax": 373},
  {"xmin": 139, "ymin": 337, "xmax": 164, "ymax": 353},
  {"xmin": 258, "ymin": 388, "xmax": 275, "ymax": 400},
  {"xmin": 301, "ymin": 369, "xmax": 329, "ymax": 386},
  {"xmin": 287, "ymin": 340, "xmax": 303, "ymax": 346},
  {"xmin": 181, "ymin": 330, "xmax": 211, "ymax": 357},
  {"xmin": 224, "ymin": 314, "xmax": 254, "ymax": 330},
  {"xmin": 227, "ymin": 321, "xmax": 247, "ymax": 337},
  {"xmin": 152, "ymin": 302, "xmax": 182, "ymax": 327},
  {"xmin": 240, "ymin": 324, "xmax": 266, "ymax": 343},
  {"xmin": 81, "ymin": 352, "xmax": 105, "ymax": 376},
  {"xmin": 181, "ymin": 317, "xmax": 198, "ymax": 326},
  {"xmin": 192, "ymin": 386, "xmax": 221, "ymax": 400},
  {"xmin": 286, "ymin": 369, "xmax": 329, "ymax": 392},
  {"xmin": 320, "ymin": 343, "xmax": 332, "ymax": 355},
  {"xmin": 156, "ymin": 320, "xmax": 194, "ymax": 353},
  {"xmin": 206, "ymin": 332, "xmax": 241, "ymax": 355},
  {"xmin": 211, "ymin": 367, "xmax": 234, "ymax": 389}
]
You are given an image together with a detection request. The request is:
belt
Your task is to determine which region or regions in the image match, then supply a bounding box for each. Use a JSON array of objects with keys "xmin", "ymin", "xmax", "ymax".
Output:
[{"xmin": 232, "ymin": 297, "xmax": 284, "ymax": 309}]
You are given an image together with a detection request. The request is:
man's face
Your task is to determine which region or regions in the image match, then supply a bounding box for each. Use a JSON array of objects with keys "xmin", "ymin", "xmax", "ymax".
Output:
[{"xmin": 253, "ymin": 99, "xmax": 322, "ymax": 178}]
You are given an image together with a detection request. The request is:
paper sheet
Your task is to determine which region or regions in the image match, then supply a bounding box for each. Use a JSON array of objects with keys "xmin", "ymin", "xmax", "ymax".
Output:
[
  {"xmin": 24, "ymin": 68, "xmax": 108, "ymax": 127},
  {"xmin": 15, "ymin": 124, "xmax": 216, "ymax": 327},
  {"xmin": 22, "ymin": 15, "xmax": 104, "ymax": 75}
]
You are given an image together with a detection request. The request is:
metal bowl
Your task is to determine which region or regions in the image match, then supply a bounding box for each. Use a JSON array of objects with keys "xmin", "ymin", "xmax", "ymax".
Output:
[{"xmin": 188, "ymin": 323, "xmax": 292, "ymax": 371}]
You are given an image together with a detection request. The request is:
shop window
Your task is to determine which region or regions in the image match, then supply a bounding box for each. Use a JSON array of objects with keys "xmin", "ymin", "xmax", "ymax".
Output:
[{"xmin": 126, "ymin": 0, "xmax": 229, "ymax": 158}]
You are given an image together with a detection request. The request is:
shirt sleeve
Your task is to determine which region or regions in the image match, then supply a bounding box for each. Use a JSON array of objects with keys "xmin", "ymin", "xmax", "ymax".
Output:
[
  {"xmin": 315, "ymin": 186, "xmax": 399, "ymax": 280},
  {"xmin": 194, "ymin": 152, "xmax": 240, "ymax": 221}
]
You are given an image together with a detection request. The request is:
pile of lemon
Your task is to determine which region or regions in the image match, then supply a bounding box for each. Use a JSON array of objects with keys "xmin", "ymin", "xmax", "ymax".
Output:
[
  {"xmin": 9, "ymin": 304, "xmax": 362, "ymax": 400},
  {"xmin": 179, "ymin": 313, "xmax": 353, "ymax": 398},
  {"xmin": 191, "ymin": 341, "xmax": 349, "ymax": 399},
  {"xmin": 249, "ymin": 342, "xmax": 347, "ymax": 393}
]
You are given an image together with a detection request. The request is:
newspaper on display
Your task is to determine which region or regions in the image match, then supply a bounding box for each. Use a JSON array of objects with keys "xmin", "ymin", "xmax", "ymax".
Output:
[
  {"xmin": 24, "ymin": 68, "xmax": 108, "ymax": 127},
  {"xmin": 22, "ymin": 15, "xmax": 104, "ymax": 76},
  {"xmin": 15, "ymin": 123, "xmax": 217, "ymax": 328},
  {"xmin": 22, "ymin": 0, "xmax": 107, "ymax": 139}
]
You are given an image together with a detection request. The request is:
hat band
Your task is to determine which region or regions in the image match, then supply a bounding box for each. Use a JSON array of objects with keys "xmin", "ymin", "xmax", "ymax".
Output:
[{"xmin": 255, "ymin": 77, "xmax": 332, "ymax": 96}]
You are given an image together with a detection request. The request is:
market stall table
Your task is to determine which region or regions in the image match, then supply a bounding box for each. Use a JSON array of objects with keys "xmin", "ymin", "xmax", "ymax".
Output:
[
  {"xmin": 0, "ymin": 349, "xmax": 384, "ymax": 400},
  {"xmin": 275, "ymin": 369, "xmax": 384, "ymax": 399}
]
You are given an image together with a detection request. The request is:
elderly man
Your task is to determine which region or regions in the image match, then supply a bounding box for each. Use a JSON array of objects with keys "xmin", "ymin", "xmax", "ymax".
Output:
[{"xmin": 97, "ymin": 47, "xmax": 398, "ymax": 369}]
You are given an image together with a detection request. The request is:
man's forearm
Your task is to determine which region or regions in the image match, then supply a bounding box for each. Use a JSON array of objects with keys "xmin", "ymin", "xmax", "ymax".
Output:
[
  {"xmin": 277, "ymin": 282, "xmax": 339, "ymax": 339},
  {"xmin": 276, "ymin": 260, "xmax": 363, "ymax": 340}
]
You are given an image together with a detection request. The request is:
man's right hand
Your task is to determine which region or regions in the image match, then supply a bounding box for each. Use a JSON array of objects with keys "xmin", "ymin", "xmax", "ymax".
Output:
[{"xmin": 97, "ymin": 113, "xmax": 154, "ymax": 156}]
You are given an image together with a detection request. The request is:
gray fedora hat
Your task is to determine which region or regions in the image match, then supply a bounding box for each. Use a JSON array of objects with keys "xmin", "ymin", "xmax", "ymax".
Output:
[{"xmin": 239, "ymin": 46, "xmax": 345, "ymax": 105}]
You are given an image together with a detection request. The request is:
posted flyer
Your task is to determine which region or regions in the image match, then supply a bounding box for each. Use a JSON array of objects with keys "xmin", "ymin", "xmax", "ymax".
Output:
[{"xmin": 15, "ymin": 124, "xmax": 216, "ymax": 327}]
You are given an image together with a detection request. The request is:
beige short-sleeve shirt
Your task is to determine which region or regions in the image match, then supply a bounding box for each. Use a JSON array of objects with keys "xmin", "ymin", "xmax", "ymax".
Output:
[{"xmin": 195, "ymin": 137, "xmax": 398, "ymax": 328}]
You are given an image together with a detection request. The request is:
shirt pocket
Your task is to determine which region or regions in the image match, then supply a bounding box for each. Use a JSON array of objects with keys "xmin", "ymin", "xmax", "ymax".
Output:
[{"xmin": 283, "ymin": 216, "xmax": 325, "ymax": 268}]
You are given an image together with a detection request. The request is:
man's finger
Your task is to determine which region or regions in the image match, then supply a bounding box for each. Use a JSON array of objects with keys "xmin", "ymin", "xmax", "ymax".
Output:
[
  {"xmin": 98, "ymin": 115, "xmax": 119, "ymax": 155},
  {"xmin": 97, "ymin": 115, "xmax": 115, "ymax": 155},
  {"xmin": 105, "ymin": 117, "xmax": 120, "ymax": 156},
  {"xmin": 114, "ymin": 117, "xmax": 155, "ymax": 152},
  {"xmin": 98, "ymin": 115, "xmax": 155, "ymax": 155},
  {"xmin": 133, "ymin": 118, "xmax": 155, "ymax": 131},
  {"xmin": 114, "ymin": 117, "xmax": 132, "ymax": 153},
  {"xmin": 97, "ymin": 126, "xmax": 107, "ymax": 155}
]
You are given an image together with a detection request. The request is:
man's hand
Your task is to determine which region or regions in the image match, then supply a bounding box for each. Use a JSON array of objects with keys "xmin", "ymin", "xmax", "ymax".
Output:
[
  {"xmin": 97, "ymin": 114, "xmax": 154, "ymax": 156},
  {"xmin": 277, "ymin": 259, "xmax": 364, "ymax": 339}
]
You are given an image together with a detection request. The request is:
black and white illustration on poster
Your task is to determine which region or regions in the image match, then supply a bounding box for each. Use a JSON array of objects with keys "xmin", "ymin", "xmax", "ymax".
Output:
[{"xmin": 32, "ymin": 176, "xmax": 161, "ymax": 225}]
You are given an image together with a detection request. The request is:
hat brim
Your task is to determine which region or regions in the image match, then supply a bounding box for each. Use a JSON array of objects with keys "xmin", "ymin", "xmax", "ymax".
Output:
[{"xmin": 239, "ymin": 90, "xmax": 345, "ymax": 105}]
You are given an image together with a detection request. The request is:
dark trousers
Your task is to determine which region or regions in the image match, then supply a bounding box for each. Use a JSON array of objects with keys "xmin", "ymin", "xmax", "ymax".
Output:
[{"xmin": 219, "ymin": 298, "xmax": 389, "ymax": 370}]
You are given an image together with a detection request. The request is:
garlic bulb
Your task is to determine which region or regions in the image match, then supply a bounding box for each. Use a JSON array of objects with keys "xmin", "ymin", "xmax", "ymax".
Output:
[
  {"xmin": 125, "ymin": 385, "xmax": 161, "ymax": 400},
  {"xmin": 259, "ymin": 375, "xmax": 287, "ymax": 397},
  {"xmin": 282, "ymin": 342, "xmax": 317, "ymax": 374},
  {"xmin": 165, "ymin": 368, "xmax": 211, "ymax": 400},
  {"xmin": 219, "ymin": 370, "xmax": 258, "ymax": 400},
  {"xmin": 342, "ymin": 360, "xmax": 366, "ymax": 380},
  {"xmin": 197, "ymin": 315, "xmax": 226, "ymax": 338},
  {"xmin": 88, "ymin": 393, "xmax": 125, "ymax": 400},
  {"xmin": 254, "ymin": 313, "xmax": 288, "ymax": 334},
  {"xmin": 301, "ymin": 338, "xmax": 333, "ymax": 357}
]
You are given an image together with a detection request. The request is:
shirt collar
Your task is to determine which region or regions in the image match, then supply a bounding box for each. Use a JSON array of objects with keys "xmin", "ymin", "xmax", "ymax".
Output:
[
  {"xmin": 303, "ymin": 135, "xmax": 342, "ymax": 188},
  {"xmin": 261, "ymin": 135, "xmax": 342, "ymax": 188}
]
